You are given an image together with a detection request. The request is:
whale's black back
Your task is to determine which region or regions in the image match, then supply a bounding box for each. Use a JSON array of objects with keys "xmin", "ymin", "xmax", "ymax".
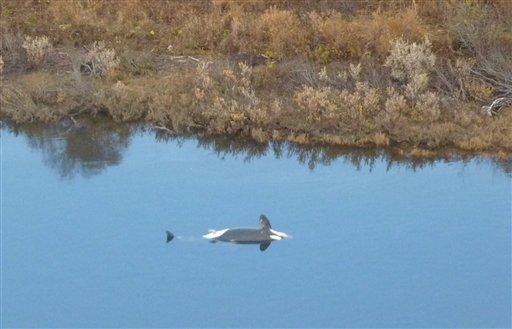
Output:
[{"xmin": 216, "ymin": 228, "xmax": 270, "ymax": 243}]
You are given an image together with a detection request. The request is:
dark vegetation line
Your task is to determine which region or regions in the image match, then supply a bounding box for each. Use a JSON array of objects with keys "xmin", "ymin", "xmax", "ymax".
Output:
[
  {"xmin": 1, "ymin": 0, "xmax": 511, "ymax": 158},
  {"xmin": 3, "ymin": 119, "xmax": 510, "ymax": 179}
]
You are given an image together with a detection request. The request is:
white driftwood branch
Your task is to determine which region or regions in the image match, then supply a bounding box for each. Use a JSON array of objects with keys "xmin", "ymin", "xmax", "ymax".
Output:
[
  {"xmin": 482, "ymin": 96, "xmax": 512, "ymax": 116},
  {"xmin": 152, "ymin": 125, "xmax": 174, "ymax": 133}
]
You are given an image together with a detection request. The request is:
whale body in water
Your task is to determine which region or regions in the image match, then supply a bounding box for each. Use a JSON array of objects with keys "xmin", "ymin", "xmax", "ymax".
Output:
[{"xmin": 202, "ymin": 215, "xmax": 289, "ymax": 251}]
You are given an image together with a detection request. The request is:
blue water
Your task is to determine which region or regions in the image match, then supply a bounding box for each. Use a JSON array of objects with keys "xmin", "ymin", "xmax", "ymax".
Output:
[{"xmin": 1, "ymin": 125, "xmax": 511, "ymax": 328}]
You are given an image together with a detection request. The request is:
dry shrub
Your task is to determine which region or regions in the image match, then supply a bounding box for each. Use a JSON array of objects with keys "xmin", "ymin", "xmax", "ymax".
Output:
[
  {"xmin": 194, "ymin": 62, "xmax": 259, "ymax": 113},
  {"xmin": 294, "ymin": 86, "xmax": 338, "ymax": 125},
  {"xmin": 292, "ymin": 38, "xmax": 445, "ymax": 137},
  {"xmin": 97, "ymin": 75, "xmax": 192, "ymax": 127},
  {"xmin": 384, "ymin": 38, "xmax": 441, "ymax": 122},
  {"xmin": 0, "ymin": 31, "xmax": 25, "ymax": 72},
  {"xmin": 256, "ymin": 7, "xmax": 307, "ymax": 58},
  {"xmin": 373, "ymin": 132, "xmax": 389, "ymax": 147},
  {"xmin": 119, "ymin": 50, "xmax": 155, "ymax": 76},
  {"xmin": 340, "ymin": 81, "xmax": 381, "ymax": 117},
  {"xmin": 177, "ymin": 10, "xmax": 225, "ymax": 52},
  {"xmin": 250, "ymin": 127, "xmax": 268, "ymax": 143},
  {"xmin": 99, "ymin": 80, "xmax": 150, "ymax": 121},
  {"xmin": 181, "ymin": 60, "xmax": 275, "ymax": 135},
  {"xmin": 1, "ymin": 83, "xmax": 38, "ymax": 122},
  {"xmin": 309, "ymin": 8, "xmax": 427, "ymax": 61},
  {"xmin": 445, "ymin": 1, "xmax": 494, "ymax": 55},
  {"xmin": 95, "ymin": 69, "xmax": 200, "ymax": 130},
  {"xmin": 44, "ymin": 1, "xmax": 111, "ymax": 45},
  {"xmin": 82, "ymin": 41, "xmax": 120, "ymax": 77},
  {"xmin": 22, "ymin": 35, "xmax": 53, "ymax": 66},
  {"xmin": 294, "ymin": 64, "xmax": 382, "ymax": 132},
  {"xmin": 0, "ymin": 72, "xmax": 78, "ymax": 122},
  {"xmin": 385, "ymin": 37, "xmax": 436, "ymax": 84},
  {"xmin": 445, "ymin": 1, "xmax": 512, "ymax": 104},
  {"xmin": 383, "ymin": 87, "xmax": 407, "ymax": 119},
  {"xmin": 435, "ymin": 56, "xmax": 491, "ymax": 103}
]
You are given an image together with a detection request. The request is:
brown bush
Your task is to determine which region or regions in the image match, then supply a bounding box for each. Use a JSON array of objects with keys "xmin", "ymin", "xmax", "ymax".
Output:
[{"xmin": 309, "ymin": 8, "xmax": 426, "ymax": 61}]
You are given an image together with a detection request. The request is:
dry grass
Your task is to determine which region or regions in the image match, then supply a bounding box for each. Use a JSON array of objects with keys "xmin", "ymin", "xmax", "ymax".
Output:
[{"xmin": 0, "ymin": 1, "xmax": 505, "ymax": 58}]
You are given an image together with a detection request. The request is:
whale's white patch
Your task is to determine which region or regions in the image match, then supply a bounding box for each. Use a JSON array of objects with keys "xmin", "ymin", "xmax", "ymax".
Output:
[
  {"xmin": 269, "ymin": 229, "xmax": 290, "ymax": 239},
  {"xmin": 269, "ymin": 234, "xmax": 282, "ymax": 240},
  {"xmin": 203, "ymin": 229, "xmax": 228, "ymax": 239}
]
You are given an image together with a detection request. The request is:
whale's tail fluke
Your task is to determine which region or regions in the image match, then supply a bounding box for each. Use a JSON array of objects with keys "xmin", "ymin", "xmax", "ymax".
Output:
[{"xmin": 166, "ymin": 230, "xmax": 174, "ymax": 243}]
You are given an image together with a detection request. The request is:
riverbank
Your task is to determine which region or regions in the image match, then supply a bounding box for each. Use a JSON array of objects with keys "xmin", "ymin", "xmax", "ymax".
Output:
[{"xmin": 1, "ymin": 1, "xmax": 511, "ymax": 158}]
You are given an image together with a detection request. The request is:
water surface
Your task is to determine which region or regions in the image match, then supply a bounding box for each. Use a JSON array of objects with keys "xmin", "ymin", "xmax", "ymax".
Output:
[{"xmin": 2, "ymin": 123, "xmax": 511, "ymax": 328}]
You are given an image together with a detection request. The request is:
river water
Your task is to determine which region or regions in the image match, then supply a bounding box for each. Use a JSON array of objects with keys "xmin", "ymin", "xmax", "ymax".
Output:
[{"xmin": 1, "ymin": 122, "xmax": 510, "ymax": 328}]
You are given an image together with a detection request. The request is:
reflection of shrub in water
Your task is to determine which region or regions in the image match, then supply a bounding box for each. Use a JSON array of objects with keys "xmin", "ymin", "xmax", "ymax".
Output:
[
  {"xmin": 154, "ymin": 128, "xmax": 511, "ymax": 173},
  {"xmin": 11, "ymin": 121, "xmax": 132, "ymax": 178},
  {"xmin": 4, "ymin": 121, "xmax": 510, "ymax": 176}
]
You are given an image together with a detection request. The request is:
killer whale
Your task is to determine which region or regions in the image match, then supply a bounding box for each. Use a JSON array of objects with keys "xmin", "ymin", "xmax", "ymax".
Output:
[{"xmin": 202, "ymin": 215, "xmax": 289, "ymax": 251}]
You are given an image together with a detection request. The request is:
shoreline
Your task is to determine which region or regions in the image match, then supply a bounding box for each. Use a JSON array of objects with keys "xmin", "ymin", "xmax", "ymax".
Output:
[
  {"xmin": 1, "ymin": 57, "xmax": 511, "ymax": 159},
  {"xmin": 2, "ymin": 117, "xmax": 511, "ymax": 173}
]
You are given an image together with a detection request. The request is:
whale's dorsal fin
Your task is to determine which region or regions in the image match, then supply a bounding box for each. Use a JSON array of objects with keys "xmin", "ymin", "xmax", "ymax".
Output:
[
  {"xmin": 259, "ymin": 214, "xmax": 272, "ymax": 229},
  {"xmin": 260, "ymin": 241, "xmax": 271, "ymax": 251}
]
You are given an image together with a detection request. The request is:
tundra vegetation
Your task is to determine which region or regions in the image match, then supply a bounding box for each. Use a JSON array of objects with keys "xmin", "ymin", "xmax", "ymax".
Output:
[{"xmin": 1, "ymin": 0, "xmax": 511, "ymax": 159}]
